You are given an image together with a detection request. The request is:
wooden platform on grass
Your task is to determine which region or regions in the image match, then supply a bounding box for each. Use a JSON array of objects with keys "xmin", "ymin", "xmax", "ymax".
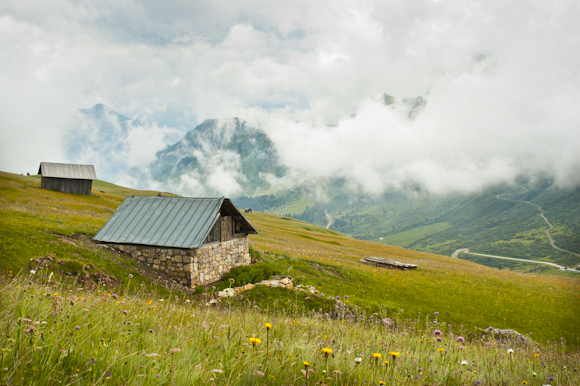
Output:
[{"xmin": 360, "ymin": 256, "xmax": 417, "ymax": 270}]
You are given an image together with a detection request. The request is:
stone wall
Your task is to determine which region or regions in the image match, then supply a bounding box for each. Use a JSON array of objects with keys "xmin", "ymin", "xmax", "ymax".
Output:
[
  {"xmin": 193, "ymin": 236, "xmax": 250, "ymax": 286},
  {"xmin": 107, "ymin": 235, "xmax": 250, "ymax": 287}
]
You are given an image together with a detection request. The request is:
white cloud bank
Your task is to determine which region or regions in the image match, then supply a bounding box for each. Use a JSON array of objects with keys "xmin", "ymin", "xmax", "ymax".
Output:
[{"xmin": 0, "ymin": 0, "xmax": 579, "ymax": 194}]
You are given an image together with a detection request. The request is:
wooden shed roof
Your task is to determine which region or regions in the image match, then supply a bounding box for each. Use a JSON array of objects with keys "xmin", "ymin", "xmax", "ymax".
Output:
[
  {"xmin": 93, "ymin": 196, "xmax": 257, "ymax": 249},
  {"xmin": 38, "ymin": 162, "xmax": 97, "ymax": 180}
]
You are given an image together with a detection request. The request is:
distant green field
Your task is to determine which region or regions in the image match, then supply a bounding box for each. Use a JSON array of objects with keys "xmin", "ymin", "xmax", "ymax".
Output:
[{"xmin": 374, "ymin": 222, "xmax": 452, "ymax": 248}]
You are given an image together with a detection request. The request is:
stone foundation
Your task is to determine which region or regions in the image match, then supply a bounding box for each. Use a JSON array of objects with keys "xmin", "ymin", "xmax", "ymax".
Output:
[{"xmin": 107, "ymin": 236, "xmax": 250, "ymax": 287}]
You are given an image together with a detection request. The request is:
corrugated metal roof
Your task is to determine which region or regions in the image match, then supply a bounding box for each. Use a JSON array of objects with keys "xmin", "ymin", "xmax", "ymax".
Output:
[
  {"xmin": 94, "ymin": 196, "xmax": 225, "ymax": 249},
  {"xmin": 38, "ymin": 162, "xmax": 97, "ymax": 180}
]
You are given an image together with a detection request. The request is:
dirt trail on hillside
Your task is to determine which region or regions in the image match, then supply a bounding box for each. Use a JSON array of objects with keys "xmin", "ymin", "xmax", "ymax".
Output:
[{"xmin": 325, "ymin": 210, "xmax": 333, "ymax": 230}]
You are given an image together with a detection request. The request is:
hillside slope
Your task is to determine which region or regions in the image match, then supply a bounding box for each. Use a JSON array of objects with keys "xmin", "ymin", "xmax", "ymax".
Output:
[{"xmin": 1, "ymin": 171, "xmax": 579, "ymax": 346}]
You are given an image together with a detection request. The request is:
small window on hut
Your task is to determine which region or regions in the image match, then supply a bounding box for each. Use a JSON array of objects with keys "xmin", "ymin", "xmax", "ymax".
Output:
[{"xmin": 204, "ymin": 218, "xmax": 221, "ymax": 244}]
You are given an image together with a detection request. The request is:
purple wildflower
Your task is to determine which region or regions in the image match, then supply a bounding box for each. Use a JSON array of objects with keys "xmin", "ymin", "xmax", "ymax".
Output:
[
  {"xmin": 122, "ymin": 310, "xmax": 128, "ymax": 315},
  {"xmin": 74, "ymin": 326, "xmax": 80, "ymax": 331},
  {"xmin": 487, "ymin": 326, "xmax": 494, "ymax": 332},
  {"xmin": 111, "ymin": 294, "xmax": 118, "ymax": 299},
  {"xmin": 437, "ymin": 337, "xmax": 442, "ymax": 342},
  {"xmin": 434, "ymin": 312, "xmax": 439, "ymax": 316},
  {"xmin": 128, "ymin": 274, "xmax": 133, "ymax": 279},
  {"xmin": 344, "ymin": 295, "xmax": 348, "ymax": 299},
  {"xmin": 434, "ymin": 330, "xmax": 442, "ymax": 336},
  {"xmin": 457, "ymin": 336, "xmax": 465, "ymax": 342},
  {"xmin": 474, "ymin": 381, "xmax": 482, "ymax": 385},
  {"xmin": 336, "ymin": 296, "xmax": 340, "ymax": 300},
  {"xmin": 548, "ymin": 376, "xmax": 554, "ymax": 381},
  {"xmin": 149, "ymin": 329, "xmax": 154, "ymax": 333}
]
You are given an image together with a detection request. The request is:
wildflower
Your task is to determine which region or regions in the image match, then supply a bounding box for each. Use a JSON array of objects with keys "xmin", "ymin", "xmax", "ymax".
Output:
[
  {"xmin": 264, "ymin": 323, "xmax": 272, "ymax": 330},
  {"xmin": 507, "ymin": 349, "xmax": 514, "ymax": 354},
  {"xmin": 457, "ymin": 336, "xmax": 465, "ymax": 342},
  {"xmin": 210, "ymin": 369, "xmax": 223, "ymax": 374},
  {"xmin": 30, "ymin": 270, "xmax": 36, "ymax": 274},
  {"xmin": 332, "ymin": 370, "xmax": 342, "ymax": 375},
  {"xmin": 344, "ymin": 295, "xmax": 348, "ymax": 299},
  {"xmin": 322, "ymin": 347, "xmax": 332, "ymax": 356},
  {"xmin": 373, "ymin": 353, "xmax": 382, "ymax": 358},
  {"xmin": 434, "ymin": 330, "xmax": 442, "ymax": 336},
  {"xmin": 303, "ymin": 361, "xmax": 310, "ymax": 367},
  {"xmin": 384, "ymin": 360, "xmax": 389, "ymax": 365},
  {"xmin": 533, "ymin": 373, "xmax": 536, "ymax": 377},
  {"xmin": 389, "ymin": 352, "xmax": 400, "ymax": 357},
  {"xmin": 461, "ymin": 360, "xmax": 468, "ymax": 365},
  {"xmin": 522, "ymin": 381, "xmax": 528, "ymax": 385},
  {"xmin": 74, "ymin": 326, "xmax": 80, "ymax": 331},
  {"xmin": 256, "ymin": 371, "xmax": 265, "ymax": 376},
  {"xmin": 147, "ymin": 299, "xmax": 153, "ymax": 304},
  {"xmin": 487, "ymin": 327, "xmax": 494, "ymax": 332},
  {"xmin": 170, "ymin": 348, "xmax": 181, "ymax": 353},
  {"xmin": 128, "ymin": 274, "xmax": 133, "ymax": 279},
  {"xmin": 438, "ymin": 348, "xmax": 445, "ymax": 352},
  {"xmin": 155, "ymin": 374, "xmax": 160, "ymax": 377},
  {"xmin": 434, "ymin": 312, "xmax": 439, "ymax": 315},
  {"xmin": 122, "ymin": 310, "xmax": 128, "ymax": 315},
  {"xmin": 355, "ymin": 357, "xmax": 362, "ymax": 364},
  {"xmin": 436, "ymin": 337, "xmax": 442, "ymax": 342},
  {"xmin": 159, "ymin": 299, "xmax": 164, "ymax": 302},
  {"xmin": 185, "ymin": 299, "xmax": 190, "ymax": 303},
  {"xmin": 249, "ymin": 337, "xmax": 261, "ymax": 346},
  {"xmin": 149, "ymin": 329, "xmax": 154, "ymax": 333},
  {"xmin": 475, "ymin": 381, "xmax": 482, "ymax": 385},
  {"xmin": 379, "ymin": 382, "xmax": 386, "ymax": 385},
  {"xmin": 419, "ymin": 339, "xmax": 424, "ymax": 343},
  {"xmin": 111, "ymin": 294, "xmax": 118, "ymax": 299}
]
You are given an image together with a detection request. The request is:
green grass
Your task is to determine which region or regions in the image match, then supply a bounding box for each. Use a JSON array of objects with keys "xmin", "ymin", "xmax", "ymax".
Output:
[
  {"xmin": 375, "ymin": 222, "xmax": 452, "ymax": 248},
  {"xmin": 1, "ymin": 275, "xmax": 577, "ymax": 385},
  {"xmin": 1, "ymin": 170, "xmax": 580, "ymax": 351}
]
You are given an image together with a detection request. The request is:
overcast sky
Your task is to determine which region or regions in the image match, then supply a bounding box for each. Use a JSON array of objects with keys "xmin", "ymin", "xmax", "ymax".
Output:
[{"xmin": 1, "ymin": 0, "xmax": 579, "ymax": 194}]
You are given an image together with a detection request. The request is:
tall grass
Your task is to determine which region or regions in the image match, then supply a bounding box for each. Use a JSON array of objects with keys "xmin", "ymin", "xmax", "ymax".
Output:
[{"xmin": 1, "ymin": 274, "xmax": 577, "ymax": 385}]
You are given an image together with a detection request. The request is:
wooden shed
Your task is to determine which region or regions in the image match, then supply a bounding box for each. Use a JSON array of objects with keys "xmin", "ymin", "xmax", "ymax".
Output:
[
  {"xmin": 38, "ymin": 162, "xmax": 97, "ymax": 195},
  {"xmin": 93, "ymin": 196, "xmax": 258, "ymax": 287}
]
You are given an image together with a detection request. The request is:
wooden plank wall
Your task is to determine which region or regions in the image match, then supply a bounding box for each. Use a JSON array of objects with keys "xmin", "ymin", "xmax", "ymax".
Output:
[
  {"xmin": 220, "ymin": 216, "xmax": 233, "ymax": 242},
  {"xmin": 41, "ymin": 177, "xmax": 93, "ymax": 195}
]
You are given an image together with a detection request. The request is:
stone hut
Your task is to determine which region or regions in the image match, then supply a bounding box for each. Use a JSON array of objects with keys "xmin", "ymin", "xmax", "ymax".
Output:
[
  {"xmin": 93, "ymin": 196, "xmax": 258, "ymax": 287},
  {"xmin": 38, "ymin": 162, "xmax": 97, "ymax": 195}
]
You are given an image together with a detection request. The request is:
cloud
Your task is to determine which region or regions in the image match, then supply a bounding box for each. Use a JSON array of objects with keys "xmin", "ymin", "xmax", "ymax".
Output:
[{"xmin": 0, "ymin": 0, "xmax": 578, "ymax": 194}]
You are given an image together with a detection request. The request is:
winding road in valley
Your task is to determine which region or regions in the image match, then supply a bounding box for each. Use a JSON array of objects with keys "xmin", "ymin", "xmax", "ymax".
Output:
[
  {"xmin": 324, "ymin": 210, "xmax": 333, "ymax": 230},
  {"xmin": 452, "ymin": 191, "xmax": 580, "ymax": 271}
]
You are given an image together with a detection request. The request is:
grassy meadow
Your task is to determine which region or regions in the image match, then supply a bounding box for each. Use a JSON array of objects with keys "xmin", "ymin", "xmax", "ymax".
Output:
[
  {"xmin": 1, "ymin": 171, "xmax": 579, "ymax": 384},
  {"xmin": 1, "ymin": 275, "xmax": 578, "ymax": 386}
]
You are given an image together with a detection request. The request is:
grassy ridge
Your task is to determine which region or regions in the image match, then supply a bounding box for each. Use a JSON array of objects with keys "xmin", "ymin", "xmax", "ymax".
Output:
[{"xmin": 1, "ymin": 171, "xmax": 579, "ymax": 348}]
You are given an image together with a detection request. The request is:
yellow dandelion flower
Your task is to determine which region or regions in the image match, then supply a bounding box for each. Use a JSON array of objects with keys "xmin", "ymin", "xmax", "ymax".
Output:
[
  {"xmin": 384, "ymin": 360, "xmax": 389, "ymax": 365},
  {"xmin": 321, "ymin": 348, "xmax": 332, "ymax": 356},
  {"xmin": 249, "ymin": 337, "xmax": 261, "ymax": 346},
  {"xmin": 380, "ymin": 382, "xmax": 386, "ymax": 385},
  {"xmin": 522, "ymin": 381, "xmax": 528, "ymax": 385},
  {"xmin": 147, "ymin": 299, "xmax": 153, "ymax": 304},
  {"xmin": 389, "ymin": 352, "xmax": 400, "ymax": 357},
  {"xmin": 438, "ymin": 348, "xmax": 445, "ymax": 352},
  {"xmin": 264, "ymin": 323, "xmax": 272, "ymax": 330},
  {"xmin": 303, "ymin": 361, "xmax": 310, "ymax": 367},
  {"xmin": 373, "ymin": 353, "xmax": 382, "ymax": 358},
  {"xmin": 534, "ymin": 353, "xmax": 539, "ymax": 358}
]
